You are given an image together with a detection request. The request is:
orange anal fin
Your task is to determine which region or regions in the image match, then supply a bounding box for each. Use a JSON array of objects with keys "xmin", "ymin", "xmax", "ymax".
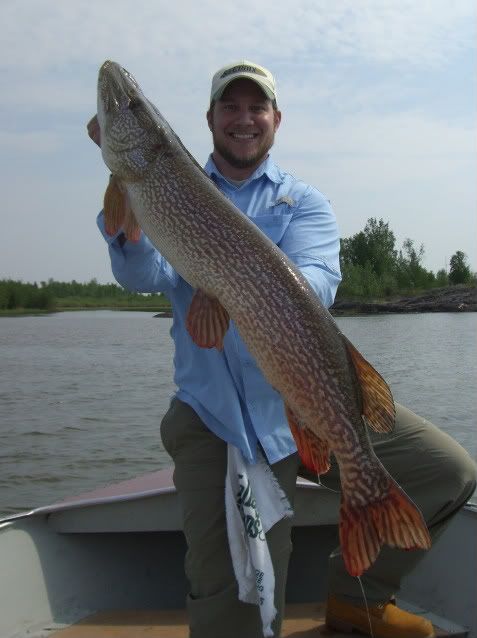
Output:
[
  {"xmin": 285, "ymin": 405, "xmax": 330, "ymax": 475},
  {"xmin": 342, "ymin": 335, "xmax": 395, "ymax": 433},
  {"xmin": 339, "ymin": 481, "xmax": 431, "ymax": 577},
  {"xmin": 186, "ymin": 290, "xmax": 230, "ymax": 351},
  {"xmin": 103, "ymin": 175, "xmax": 126, "ymax": 236}
]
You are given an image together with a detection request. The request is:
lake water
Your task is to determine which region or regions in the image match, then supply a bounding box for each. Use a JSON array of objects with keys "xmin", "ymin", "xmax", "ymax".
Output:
[{"xmin": 0, "ymin": 311, "xmax": 476, "ymax": 516}]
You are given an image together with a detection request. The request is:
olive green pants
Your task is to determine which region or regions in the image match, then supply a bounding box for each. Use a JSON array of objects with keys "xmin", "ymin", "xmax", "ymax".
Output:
[{"xmin": 160, "ymin": 398, "xmax": 476, "ymax": 638}]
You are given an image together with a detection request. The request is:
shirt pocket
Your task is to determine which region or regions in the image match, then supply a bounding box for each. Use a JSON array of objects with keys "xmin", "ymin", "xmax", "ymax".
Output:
[{"xmin": 251, "ymin": 212, "xmax": 293, "ymax": 245}]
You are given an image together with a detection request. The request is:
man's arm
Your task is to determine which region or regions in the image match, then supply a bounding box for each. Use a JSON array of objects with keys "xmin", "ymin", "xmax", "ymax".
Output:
[
  {"xmin": 97, "ymin": 212, "xmax": 179, "ymax": 294},
  {"xmin": 279, "ymin": 186, "xmax": 342, "ymax": 308}
]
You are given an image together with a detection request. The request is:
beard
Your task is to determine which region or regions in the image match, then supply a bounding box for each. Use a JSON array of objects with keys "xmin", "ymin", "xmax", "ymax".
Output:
[{"xmin": 211, "ymin": 129, "xmax": 275, "ymax": 170}]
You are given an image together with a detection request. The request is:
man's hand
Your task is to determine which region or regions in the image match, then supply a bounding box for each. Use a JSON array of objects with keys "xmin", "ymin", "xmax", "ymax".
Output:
[{"xmin": 87, "ymin": 115, "xmax": 101, "ymax": 147}]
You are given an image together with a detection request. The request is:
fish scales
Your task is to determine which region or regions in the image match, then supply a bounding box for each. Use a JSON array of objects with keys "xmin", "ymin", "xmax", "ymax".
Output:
[
  {"xmin": 97, "ymin": 60, "xmax": 431, "ymax": 576},
  {"xmin": 134, "ymin": 162, "xmax": 346, "ymax": 417}
]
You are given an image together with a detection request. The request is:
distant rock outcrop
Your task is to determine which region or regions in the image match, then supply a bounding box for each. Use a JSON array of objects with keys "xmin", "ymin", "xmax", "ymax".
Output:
[{"xmin": 331, "ymin": 285, "xmax": 477, "ymax": 315}]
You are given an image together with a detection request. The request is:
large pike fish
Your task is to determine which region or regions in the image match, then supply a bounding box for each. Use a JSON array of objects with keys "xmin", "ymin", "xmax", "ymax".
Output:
[{"xmin": 96, "ymin": 60, "xmax": 431, "ymax": 576}]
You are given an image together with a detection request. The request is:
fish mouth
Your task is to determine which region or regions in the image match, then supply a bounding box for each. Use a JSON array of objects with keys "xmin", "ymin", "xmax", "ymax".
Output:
[
  {"xmin": 99, "ymin": 60, "xmax": 138, "ymax": 88},
  {"xmin": 98, "ymin": 60, "xmax": 140, "ymax": 117},
  {"xmin": 98, "ymin": 60, "xmax": 162, "ymax": 131}
]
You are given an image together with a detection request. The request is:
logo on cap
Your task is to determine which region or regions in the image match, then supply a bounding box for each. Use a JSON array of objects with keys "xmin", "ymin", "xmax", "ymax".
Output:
[{"xmin": 220, "ymin": 65, "xmax": 267, "ymax": 79}]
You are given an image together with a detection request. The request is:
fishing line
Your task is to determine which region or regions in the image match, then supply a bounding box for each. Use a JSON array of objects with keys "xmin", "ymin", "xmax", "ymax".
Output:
[
  {"xmin": 313, "ymin": 473, "xmax": 371, "ymax": 634},
  {"xmin": 328, "ymin": 550, "xmax": 374, "ymax": 637},
  {"xmin": 357, "ymin": 576, "xmax": 374, "ymax": 638},
  {"xmin": 314, "ymin": 474, "xmax": 340, "ymax": 493}
]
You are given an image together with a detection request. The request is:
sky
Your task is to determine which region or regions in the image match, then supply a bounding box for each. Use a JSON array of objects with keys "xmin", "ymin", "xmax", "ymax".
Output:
[{"xmin": 1, "ymin": 0, "xmax": 475, "ymax": 284}]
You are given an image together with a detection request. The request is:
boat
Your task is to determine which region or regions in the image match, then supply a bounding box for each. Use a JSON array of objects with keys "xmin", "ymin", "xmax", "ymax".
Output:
[{"xmin": 1, "ymin": 467, "xmax": 475, "ymax": 637}]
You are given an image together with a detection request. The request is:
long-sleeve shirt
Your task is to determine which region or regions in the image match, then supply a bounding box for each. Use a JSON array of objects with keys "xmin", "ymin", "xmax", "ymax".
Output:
[{"xmin": 97, "ymin": 155, "xmax": 341, "ymax": 464}]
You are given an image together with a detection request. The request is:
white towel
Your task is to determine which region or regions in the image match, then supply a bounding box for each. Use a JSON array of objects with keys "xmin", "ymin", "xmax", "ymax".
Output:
[{"xmin": 225, "ymin": 444, "xmax": 293, "ymax": 637}]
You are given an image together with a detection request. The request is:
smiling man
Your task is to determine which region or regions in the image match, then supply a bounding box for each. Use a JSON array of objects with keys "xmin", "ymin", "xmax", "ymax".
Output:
[
  {"xmin": 206, "ymin": 67, "xmax": 281, "ymax": 178},
  {"xmin": 157, "ymin": 61, "xmax": 343, "ymax": 636},
  {"xmin": 90, "ymin": 60, "xmax": 476, "ymax": 638}
]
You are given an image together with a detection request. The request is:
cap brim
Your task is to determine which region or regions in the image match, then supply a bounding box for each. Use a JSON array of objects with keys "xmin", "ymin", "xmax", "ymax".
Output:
[{"xmin": 212, "ymin": 76, "xmax": 276, "ymax": 103}]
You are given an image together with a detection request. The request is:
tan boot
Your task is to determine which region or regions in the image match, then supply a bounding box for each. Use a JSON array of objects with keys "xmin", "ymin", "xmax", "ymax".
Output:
[{"xmin": 325, "ymin": 595, "xmax": 435, "ymax": 638}]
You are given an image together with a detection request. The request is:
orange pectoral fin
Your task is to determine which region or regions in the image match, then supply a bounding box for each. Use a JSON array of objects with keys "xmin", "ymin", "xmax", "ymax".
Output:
[
  {"xmin": 186, "ymin": 290, "xmax": 230, "ymax": 351},
  {"xmin": 103, "ymin": 175, "xmax": 126, "ymax": 236},
  {"xmin": 342, "ymin": 335, "xmax": 395, "ymax": 433},
  {"xmin": 104, "ymin": 175, "xmax": 142, "ymax": 242},
  {"xmin": 122, "ymin": 197, "xmax": 142, "ymax": 243},
  {"xmin": 285, "ymin": 405, "xmax": 331, "ymax": 476}
]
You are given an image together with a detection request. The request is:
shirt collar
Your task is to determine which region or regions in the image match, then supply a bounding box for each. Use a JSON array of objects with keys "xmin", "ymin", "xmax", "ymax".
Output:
[{"xmin": 204, "ymin": 154, "xmax": 284, "ymax": 186}]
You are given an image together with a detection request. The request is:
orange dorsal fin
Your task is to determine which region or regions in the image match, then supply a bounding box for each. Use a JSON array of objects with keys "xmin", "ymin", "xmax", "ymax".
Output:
[
  {"xmin": 339, "ymin": 479, "xmax": 431, "ymax": 577},
  {"xmin": 186, "ymin": 290, "xmax": 230, "ymax": 351},
  {"xmin": 103, "ymin": 176, "xmax": 141, "ymax": 243},
  {"xmin": 285, "ymin": 404, "xmax": 330, "ymax": 475},
  {"xmin": 342, "ymin": 335, "xmax": 395, "ymax": 433}
]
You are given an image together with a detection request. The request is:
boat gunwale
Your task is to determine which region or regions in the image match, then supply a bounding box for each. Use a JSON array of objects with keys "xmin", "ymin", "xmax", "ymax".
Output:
[
  {"xmin": 0, "ymin": 469, "xmax": 325, "ymax": 526},
  {"xmin": 1, "ymin": 466, "xmax": 475, "ymax": 527}
]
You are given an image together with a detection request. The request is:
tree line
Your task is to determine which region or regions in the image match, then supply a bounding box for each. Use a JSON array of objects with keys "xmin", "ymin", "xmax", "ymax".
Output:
[
  {"xmin": 1, "ymin": 217, "xmax": 475, "ymax": 311},
  {"xmin": 337, "ymin": 218, "xmax": 475, "ymax": 299},
  {"xmin": 0, "ymin": 278, "xmax": 167, "ymax": 312}
]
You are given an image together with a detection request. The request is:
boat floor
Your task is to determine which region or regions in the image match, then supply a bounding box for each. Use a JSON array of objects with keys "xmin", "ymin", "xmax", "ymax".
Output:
[{"xmin": 49, "ymin": 603, "xmax": 464, "ymax": 637}]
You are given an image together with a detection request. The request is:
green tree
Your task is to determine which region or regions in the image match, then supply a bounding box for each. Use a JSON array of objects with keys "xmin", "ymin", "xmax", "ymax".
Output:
[
  {"xmin": 395, "ymin": 238, "xmax": 431, "ymax": 290},
  {"xmin": 448, "ymin": 251, "xmax": 472, "ymax": 285},
  {"xmin": 340, "ymin": 218, "xmax": 397, "ymax": 277},
  {"xmin": 435, "ymin": 269, "xmax": 448, "ymax": 287}
]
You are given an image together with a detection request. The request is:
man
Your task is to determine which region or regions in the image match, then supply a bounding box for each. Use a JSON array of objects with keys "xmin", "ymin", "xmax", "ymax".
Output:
[{"xmin": 88, "ymin": 60, "xmax": 476, "ymax": 638}]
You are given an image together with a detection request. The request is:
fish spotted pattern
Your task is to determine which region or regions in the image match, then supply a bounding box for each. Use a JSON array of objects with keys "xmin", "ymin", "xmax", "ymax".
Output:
[{"xmin": 97, "ymin": 60, "xmax": 431, "ymax": 576}]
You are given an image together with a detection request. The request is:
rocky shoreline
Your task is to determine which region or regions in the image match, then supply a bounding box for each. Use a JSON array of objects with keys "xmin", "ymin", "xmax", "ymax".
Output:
[
  {"xmin": 331, "ymin": 285, "xmax": 477, "ymax": 316},
  {"xmin": 152, "ymin": 286, "xmax": 477, "ymax": 319}
]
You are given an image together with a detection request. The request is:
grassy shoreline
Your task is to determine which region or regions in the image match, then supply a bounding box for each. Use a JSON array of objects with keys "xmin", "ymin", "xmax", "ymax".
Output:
[
  {"xmin": 0, "ymin": 305, "xmax": 171, "ymax": 317},
  {"xmin": 2, "ymin": 285, "xmax": 476, "ymax": 318}
]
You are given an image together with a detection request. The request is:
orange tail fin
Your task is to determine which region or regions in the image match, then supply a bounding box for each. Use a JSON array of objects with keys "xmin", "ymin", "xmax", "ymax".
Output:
[{"xmin": 339, "ymin": 480, "xmax": 431, "ymax": 577}]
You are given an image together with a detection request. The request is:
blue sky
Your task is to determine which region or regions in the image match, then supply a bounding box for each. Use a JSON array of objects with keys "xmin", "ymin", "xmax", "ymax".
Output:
[{"xmin": 1, "ymin": 0, "xmax": 475, "ymax": 284}]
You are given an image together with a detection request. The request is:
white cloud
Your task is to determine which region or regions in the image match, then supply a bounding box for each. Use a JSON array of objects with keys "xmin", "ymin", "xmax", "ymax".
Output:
[
  {"xmin": 273, "ymin": 109, "xmax": 477, "ymax": 272},
  {"xmin": 1, "ymin": 1, "xmax": 474, "ymax": 120},
  {"xmin": 1, "ymin": 0, "xmax": 474, "ymax": 72},
  {"xmin": 279, "ymin": 110, "xmax": 476, "ymax": 159},
  {"xmin": 2, "ymin": 72, "xmax": 95, "ymax": 112},
  {"xmin": 0, "ymin": 0, "xmax": 475, "ymax": 282},
  {"xmin": 0, "ymin": 129, "xmax": 63, "ymax": 153}
]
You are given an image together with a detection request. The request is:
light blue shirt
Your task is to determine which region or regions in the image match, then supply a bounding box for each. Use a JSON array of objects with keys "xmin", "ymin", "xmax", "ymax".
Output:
[{"xmin": 97, "ymin": 155, "xmax": 341, "ymax": 464}]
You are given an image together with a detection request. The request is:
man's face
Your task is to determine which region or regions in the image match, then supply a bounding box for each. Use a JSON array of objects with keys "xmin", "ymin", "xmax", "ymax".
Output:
[{"xmin": 207, "ymin": 79, "xmax": 281, "ymax": 175}]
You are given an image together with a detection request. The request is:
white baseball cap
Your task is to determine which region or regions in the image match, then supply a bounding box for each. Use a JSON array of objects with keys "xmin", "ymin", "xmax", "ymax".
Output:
[{"xmin": 210, "ymin": 60, "xmax": 278, "ymax": 105}]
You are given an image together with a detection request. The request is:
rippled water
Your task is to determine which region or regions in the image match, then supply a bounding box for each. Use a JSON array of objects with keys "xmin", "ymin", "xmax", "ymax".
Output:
[{"xmin": 0, "ymin": 310, "xmax": 475, "ymax": 516}]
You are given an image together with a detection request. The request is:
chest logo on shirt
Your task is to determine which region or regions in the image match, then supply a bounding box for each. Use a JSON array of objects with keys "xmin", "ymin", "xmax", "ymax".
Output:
[{"xmin": 272, "ymin": 196, "xmax": 295, "ymax": 207}]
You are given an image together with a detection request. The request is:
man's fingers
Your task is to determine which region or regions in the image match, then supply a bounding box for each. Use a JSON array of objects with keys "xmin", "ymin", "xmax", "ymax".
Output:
[{"xmin": 87, "ymin": 115, "xmax": 101, "ymax": 147}]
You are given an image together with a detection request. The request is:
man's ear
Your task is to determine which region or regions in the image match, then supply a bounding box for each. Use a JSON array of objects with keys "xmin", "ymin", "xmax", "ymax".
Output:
[
  {"xmin": 273, "ymin": 109, "xmax": 282, "ymax": 133},
  {"xmin": 206, "ymin": 109, "xmax": 213, "ymax": 132}
]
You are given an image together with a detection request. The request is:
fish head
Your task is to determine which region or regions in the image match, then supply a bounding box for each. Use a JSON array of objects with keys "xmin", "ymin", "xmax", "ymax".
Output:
[{"xmin": 97, "ymin": 60, "xmax": 165, "ymax": 181}]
